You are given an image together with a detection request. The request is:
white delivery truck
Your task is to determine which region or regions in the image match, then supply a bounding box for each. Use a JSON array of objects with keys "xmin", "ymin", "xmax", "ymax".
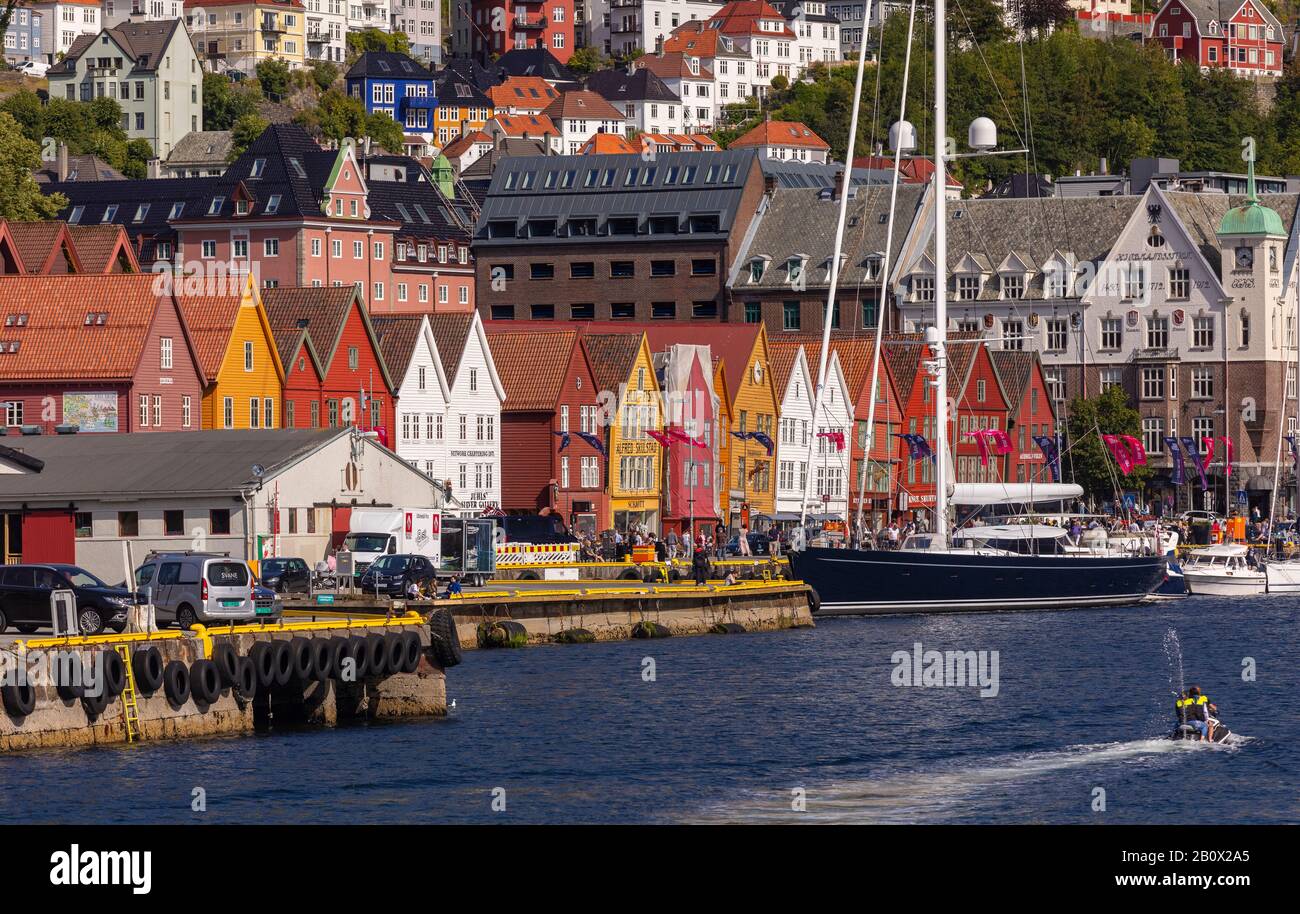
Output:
[
  {"xmin": 342, "ymin": 508, "xmax": 441, "ymax": 580},
  {"xmin": 341, "ymin": 509, "xmax": 496, "ymax": 585}
]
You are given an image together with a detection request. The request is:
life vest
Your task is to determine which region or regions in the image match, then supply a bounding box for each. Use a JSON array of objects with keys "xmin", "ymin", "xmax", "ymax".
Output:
[{"xmin": 1177, "ymin": 694, "xmax": 1209, "ymax": 722}]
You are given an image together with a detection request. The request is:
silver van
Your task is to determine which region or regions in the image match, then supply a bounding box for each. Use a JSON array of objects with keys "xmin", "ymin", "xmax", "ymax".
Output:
[{"xmin": 135, "ymin": 552, "xmax": 275, "ymax": 629}]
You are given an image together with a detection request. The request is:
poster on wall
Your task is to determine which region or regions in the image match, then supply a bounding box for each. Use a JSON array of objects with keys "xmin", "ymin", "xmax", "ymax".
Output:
[{"xmin": 62, "ymin": 392, "xmax": 119, "ymax": 432}]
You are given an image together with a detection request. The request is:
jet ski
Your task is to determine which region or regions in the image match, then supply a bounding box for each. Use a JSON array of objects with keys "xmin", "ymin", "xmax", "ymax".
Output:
[{"xmin": 1171, "ymin": 716, "xmax": 1232, "ymax": 744}]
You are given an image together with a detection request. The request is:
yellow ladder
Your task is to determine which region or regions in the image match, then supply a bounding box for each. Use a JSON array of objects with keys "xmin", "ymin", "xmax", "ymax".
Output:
[{"xmin": 114, "ymin": 644, "xmax": 141, "ymax": 744}]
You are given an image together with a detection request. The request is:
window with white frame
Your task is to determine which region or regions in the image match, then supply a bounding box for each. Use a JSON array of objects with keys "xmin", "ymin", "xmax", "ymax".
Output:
[
  {"xmin": 1100, "ymin": 317, "xmax": 1123, "ymax": 350},
  {"xmin": 1142, "ymin": 417, "xmax": 1164, "ymax": 455},
  {"xmin": 1141, "ymin": 366, "xmax": 1165, "ymax": 399},
  {"xmin": 1191, "ymin": 366, "xmax": 1213, "ymax": 399}
]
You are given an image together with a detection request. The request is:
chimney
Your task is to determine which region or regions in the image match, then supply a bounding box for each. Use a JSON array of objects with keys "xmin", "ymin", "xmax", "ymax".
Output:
[
  {"xmin": 57, "ymin": 142, "xmax": 69, "ymax": 182},
  {"xmin": 655, "ymin": 35, "xmax": 664, "ymax": 55},
  {"xmin": 832, "ymin": 170, "xmax": 844, "ymax": 201},
  {"xmin": 763, "ymin": 173, "xmax": 777, "ymax": 197},
  {"xmin": 1099, "ymin": 156, "xmax": 1109, "ymax": 175},
  {"xmin": 362, "ymin": 136, "xmax": 372, "ymax": 158},
  {"xmin": 147, "ymin": 157, "xmax": 161, "ymax": 179}
]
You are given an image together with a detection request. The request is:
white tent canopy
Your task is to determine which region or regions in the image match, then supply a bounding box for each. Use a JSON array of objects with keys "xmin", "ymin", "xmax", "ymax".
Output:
[{"xmin": 948, "ymin": 483, "xmax": 1084, "ymax": 506}]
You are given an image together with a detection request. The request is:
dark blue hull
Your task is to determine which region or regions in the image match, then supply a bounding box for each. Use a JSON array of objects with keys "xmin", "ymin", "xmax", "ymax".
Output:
[{"xmin": 789, "ymin": 547, "xmax": 1168, "ymax": 615}]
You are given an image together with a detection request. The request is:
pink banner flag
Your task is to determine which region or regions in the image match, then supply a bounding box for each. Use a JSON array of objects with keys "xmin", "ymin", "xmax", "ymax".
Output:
[
  {"xmin": 646, "ymin": 430, "xmax": 673, "ymax": 448},
  {"xmin": 968, "ymin": 430, "xmax": 992, "ymax": 466},
  {"xmin": 666, "ymin": 428, "xmax": 708, "ymax": 448},
  {"xmin": 1120, "ymin": 434, "xmax": 1147, "ymax": 467},
  {"xmin": 817, "ymin": 430, "xmax": 846, "ymax": 452},
  {"xmin": 988, "ymin": 429, "xmax": 1012, "ymax": 455},
  {"xmin": 1202, "ymin": 437, "xmax": 1215, "ymax": 468},
  {"xmin": 1102, "ymin": 434, "xmax": 1134, "ymax": 474},
  {"xmin": 1219, "ymin": 436, "xmax": 1233, "ymax": 475}
]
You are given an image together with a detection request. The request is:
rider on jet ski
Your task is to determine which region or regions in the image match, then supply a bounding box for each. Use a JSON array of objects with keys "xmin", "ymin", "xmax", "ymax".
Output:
[{"xmin": 1175, "ymin": 686, "xmax": 1217, "ymax": 741}]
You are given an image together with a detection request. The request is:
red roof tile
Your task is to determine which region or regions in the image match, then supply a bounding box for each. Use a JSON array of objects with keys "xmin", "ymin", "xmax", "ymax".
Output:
[{"xmin": 487, "ymin": 329, "xmax": 580, "ymax": 411}]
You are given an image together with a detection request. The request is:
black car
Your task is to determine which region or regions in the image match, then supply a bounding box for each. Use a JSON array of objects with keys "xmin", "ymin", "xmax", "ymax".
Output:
[
  {"xmin": 358, "ymin": 554, "xmax": 437, "ymax": 597},
  {"xmin": 0, "ymin": 564, "xmax": 136, "ymax": 635},
  {"xmin": 258, "ymin": 557, "xmax": 311, "ymax": 593}
]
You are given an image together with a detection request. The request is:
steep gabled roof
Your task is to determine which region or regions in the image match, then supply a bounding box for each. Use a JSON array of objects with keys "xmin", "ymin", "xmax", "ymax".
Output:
[
  {"xmin": 346, "ymin": 50, "xmax": 435, "ymax": 81},
  {"xmin": 632, "ymin": 51, "xmax": 716, "ymax": 81},
  {"xmin": 176, "ymin": 292, "xmax": 245, "ymax": 379},
  {"xmin": 370, "ymin": 315, "xmax": 426, "ymax": 384},
  {"xmin": 487, "ymin": 329, "xmax": 582, "ymax": 411},
  {"xmin": 706, "ymin": 1, "xmax": 798, "ymax": 39},
  {"xmin": 493, "ymin": 48, "xmax": 574, "ymax": 83},
  {"xmin": 0, "ymin": 275, "xmax": 167, "ymax": 381},
  {"xmin": 261, "ymin": 286, "xmax": 391, "ymax": 389},
  {"xmin": 988, "ymin": 349, "xmax": 1036, "ymax": 414},
  {"xmin": 582, "ymin": 332, "xmax": 647, "ymax": 394},
  {"xmin": 732, "ymin": 119, "xmax": 829, "ymax": 150},
  {"xmin": 585, "ymin": 68, "xmax": 681, "ymax": 104},
  {"xmin": 5, "ymin": 222, "xmax": 82, "ymax": 275},
  {"xmin": 542, "ymin": 89, "xmax": 626, "ymax": 122},
  {"xmin": 427, "ymin": 313, "xmax": 476, "ymax": 382},
  {"xmin": 67, "ymin": 224, "xmax": 140, "ymax": 273}
]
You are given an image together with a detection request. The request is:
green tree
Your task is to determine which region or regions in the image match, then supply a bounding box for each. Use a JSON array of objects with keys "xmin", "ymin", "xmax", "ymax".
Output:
[
  {"xmin": 1017, "ymin": 0, "xmax": 1075, "ymax": 35},
  {"xmin": 122, "ymin": 138, "xmax": 154, "ymax": 180},
  {"xmin": 309, "ymin": 60, "xmax": 339, "ymax": 93},
  {"xmin": 1063, "ymin": 386, "xmax": 1152, "ymax": 502},
  {"xmin": 346, "ymin": 27, "xmax": 411, "ymax": 61},
  {"xmin": 203, "ymin": 72, "xmax": 262, "ymax": 131},
  {"xmin": 566, "ymin": 46, "xmax": 606, "ymax": 76},
  {"xmin": 0, "ymin": 112, "xmax": 67, "ymax": 220},
  {"xmin": 255, "ymin": 58, "xmax": 292, "ymax": 101},
  {"xmin": 0, "ymin": 90, "xmax": 45, "ymax": 142},
  {"xmin": 231, "ymin": 113, "xmax": 270, "ymax": 159},
  {"xmin": 295, "ymin": 88, "xmax": 367, "ymax": 143},
  {"xmin": 364, "ymin": 111, "xmax": 406, "ymax": 154}
]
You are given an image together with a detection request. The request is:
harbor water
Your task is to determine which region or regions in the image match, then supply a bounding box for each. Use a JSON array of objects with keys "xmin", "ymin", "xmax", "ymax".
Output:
[{"xmin": 2, "ymin": 596, "xmax": 1295, "ymax": 824}]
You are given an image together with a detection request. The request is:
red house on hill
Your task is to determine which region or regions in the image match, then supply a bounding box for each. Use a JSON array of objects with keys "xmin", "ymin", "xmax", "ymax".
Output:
[
  {"xmin": 487, "ymin": 328, "xmax": 608, "ymax": 534},
  {"xmin": 1150, "ymin": 0, "xmax": 1284, "ymax": 77},
  {"xmin": 262, "ymin": 287, "xmax": 396, "ymax": 441},
  {"xmin": 0, "ymin": 275, "xmax": 205, "ymax": 435}
]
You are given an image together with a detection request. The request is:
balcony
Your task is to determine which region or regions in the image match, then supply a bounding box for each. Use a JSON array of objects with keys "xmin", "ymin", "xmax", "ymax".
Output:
[
  {"xmin": 514, "ymin": 16, "xmax": 546, "ymax": 29},
  {"xmin": 400, "ymin": 95, "xmax": 438, "ymax": 113},
  {"xmin": 1130, "ymin": 347, "xmax": 1179, "ymax": 362},
  {"xmin": 261, "ymin": 19, "xmax": 287, "ymax": 34},
  {"xmin": 306, "ymin": 28, "xmax": 327, "ymax": 44}
]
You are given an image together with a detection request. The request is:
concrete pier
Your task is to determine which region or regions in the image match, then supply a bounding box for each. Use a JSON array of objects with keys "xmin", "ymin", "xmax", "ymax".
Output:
[
  {"xmin": 449, "ymin": 581, "xmax": 815, "ymax": 648},
  {"xmin": 0, "ymin": 618, "xmax": 444, "ymax": 754}
]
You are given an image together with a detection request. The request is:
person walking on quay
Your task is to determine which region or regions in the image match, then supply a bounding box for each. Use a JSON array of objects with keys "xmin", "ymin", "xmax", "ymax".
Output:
[
  {"xmin": 692, "ymin": 545, "xmax": 710, "ymax": 585},
  {"xmin": 738, "ymin": 524, "xmax": 752, "ymax": 556},
  {"xmin": 768, "ymin": 526, "xmax": 782, "ymax": 557},
  {"xmin": 666, "ymin": 529, "xmax": 679, "ymax": 560}
]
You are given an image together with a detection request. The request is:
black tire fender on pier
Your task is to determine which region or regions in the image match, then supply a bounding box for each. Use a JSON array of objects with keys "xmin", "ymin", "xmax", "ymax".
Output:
[
  {"xmin": 2, "ymin": 682, "xmax": 36, "ymax": 717},
  {"xmin": 270, "ymin": 639, "xmax": 294, "ymax": 687},
  {"xmin": 427, "ymin": 607, "xmax": 463, "ymax": 668},
  {"xmin": 81, "ymin": 687, "xmax": 109, "ymax": 717},
  {"xmin": 100, "ymin": 650, "xmax": 127, "ymax": 697},
  {"xmin": 807, "ymin": 587, "xmax": 821, "ymax": 615},
  {"xmin": 288, "ymin": 637, "xmax": 313, "ymax": 681},
  {"xmin": 233, "ymin": 656, "xmax": 257, "ymax": 700},
  {"xmin": 383, "ymin": 632, "xmax": 405, "ymax": 673},
  {"xmin": 365, "ymin": 633, "xmax": 388, "ymax": 677},
  {"xmin": 308, "ymin": 638, "xmax": 332, "ymax": 681},
  {"xmin": 132, "ymin": 646, "xmax": 165, "ymax": 694},
  {"xmin": 400, "ymin": 630, "xmax": 423, "ymax": 672},
  {"xmin": 55, "ymin": 652, "xmax": 87, "ymax": 701},
  {"xmin": 249, "ymin": 641, "xmax": 276, "ymax": 689},
  {"xmin": 190, "ymin": 659, "xmax": 221, "ymax": 705},
  {"xmin": 343, "ymin": 636, "xmax": 369, "ymax": 680},
  {"xmin": 163, "ymin": 660, "xmax": 191, "ymax": 706},
  {"xmin": 212, "ymin": 642, "xmax": 239, "ymax": 688},
  {"xmin": 325, "ymin": 636, "xmax": 348, "ymax": 679}
]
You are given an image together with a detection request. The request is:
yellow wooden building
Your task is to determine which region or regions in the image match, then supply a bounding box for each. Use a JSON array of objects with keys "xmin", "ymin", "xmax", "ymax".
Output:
[
  {"xmin": 583, "ymin": 332, "xmax": 663, "ymax": 535},
  {"xmin": 179, "ymin": 275, "xmax": 286, "ymax": 429}
]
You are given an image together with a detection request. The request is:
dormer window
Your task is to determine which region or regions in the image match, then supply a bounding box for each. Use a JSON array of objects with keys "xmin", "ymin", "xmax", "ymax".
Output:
[
  {"xmin": 1000, "ymin": 273, "xmax": 1024, "ymax": 300},
  {"xmin": 207, "ymin": 196, "xmax": 224, "ymax": 216},
  {"xmin": 249, "ymin": 158, "xmax": 267, "ymax": 178},
  {"xmin": 786, "ymin": 255, "xmax": 808, "ymax": 285},
  {"xmin": 236, "ymin": 199, "xmax": 250, "ymax": 215},
  {"xmin": 913, "ymin": 276, "xmax": 935, "ymax": 302},
  {"xmin": 102, "ymin": 205, "xmax": 118, "ymax": 223},
  {"xmin": 749, "ymin": 256, "xmax": 770, "ymax": 283},
  {"xmin": 864, "ymin": 255, "xmax": 883, "ymax": 280},
  {"xmin": 955, "ymin": 275, "xmax": 981, "ymax": 301},
  {"xmin": 265, "ymin": 194, "xmax": 281, "ymax": 215}
]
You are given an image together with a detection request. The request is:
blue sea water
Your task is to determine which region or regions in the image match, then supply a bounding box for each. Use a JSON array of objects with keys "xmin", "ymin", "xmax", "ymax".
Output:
[{"xmin": 1, "ymin": 597, "xmax": 1296, "ymax": 824}]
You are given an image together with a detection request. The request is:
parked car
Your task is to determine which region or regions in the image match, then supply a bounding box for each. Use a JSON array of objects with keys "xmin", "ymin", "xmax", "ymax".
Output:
[
  {"xmin": 0, "ymin": 564, "xmax": 135, "ymax": 635},
  {"xmin": 16, "ymin": 60, "xmax": 49, "ymax": 78},
  {"xmin": 722, "ymin": 533, "xmax": 772, "ymax": 557},
  {"xmin": 135, "ymin": 552, "xmax": 274, "ymax": 629},
  {"xmin": 258, "ymin": 557, "xmax": 311, "ymax": 593},
  {"xmin": 1179, "ymin": 510, "xmax": 1222, "ymax": 525},
  {"xmin": 358, "ymin": 553, "xmax": 437, "ymax": 597}
]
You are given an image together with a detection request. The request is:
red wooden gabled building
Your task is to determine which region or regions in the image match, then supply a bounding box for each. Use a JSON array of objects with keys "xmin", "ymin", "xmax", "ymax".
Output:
[
  {"xmin": 262, "ymin": 287, "xmax": 396, "ymax": 442},
  {"xmin": 486, "ymin": 328, "xmax": 609, "ymax": 534},
  {"xmin": 0, "ymin": 220, "xmax": 139, "ymax": 275},
  {"xmin": 0, "ymin": 274, "xmax": 205, "ymax": 435},
  {"xmin": 990, "ymin": 350, "xmax": 1059, "ymax": 485},
  {"xmin": 1151, "ymin": 0, "xmax": 1284, "ymax": 77}
]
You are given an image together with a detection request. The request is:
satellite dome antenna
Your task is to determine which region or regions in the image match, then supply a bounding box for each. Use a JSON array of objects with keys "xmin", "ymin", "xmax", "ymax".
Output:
[{"xmin": 251, "ymin": 463, "xmax": 266, "ymax": 479}]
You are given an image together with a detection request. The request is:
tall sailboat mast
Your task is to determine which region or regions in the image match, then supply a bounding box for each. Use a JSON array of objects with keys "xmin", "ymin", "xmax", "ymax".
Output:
[
  {"xmin": 930, "ymin": 0, "xmax": 950, "ymax": 543},
  {"xmin": 798, "ymin": 2, "xmax": 875, "ymax": 532}
]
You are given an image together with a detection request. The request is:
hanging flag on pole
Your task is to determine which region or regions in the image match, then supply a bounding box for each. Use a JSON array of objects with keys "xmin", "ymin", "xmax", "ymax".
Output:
[
  {"xmin": 1119, "ymin": 434, "xmax": 1147, "ymax": 467},
  {"xmin": 1164, "ymin": 436, "xmax": 1184, "ymax": 485},
  {"xmin": 1179, "ymin": 437, "xmax": 1208, "ymax": 489},
  {"xmin": 895, "ymin": 433, "xmax": 933, "ymax": 461},
  {"xmin": 667, "ymin": 428, "xmax": 708, "ymax": 448},
  {"xmin": 816, "ymin": 430, "xmax": 846, "ymax": 451},
  {"xmin": 1101, "ymin": 434, "xmax": 1134, "ymax": 474},
  {"xmin": 1219, "ymin": 436, "xmax": 1234, "ymax": 477},
  {"xmin": 1032, "ymin": 435, "xmax": 1061, "ymax": 482},
  {"xmin": 750, "ymin": 431, "xmax": 775, "ymax": 456},
  {"xmin": 1287, "ymin": 435, "xmax": 1300, "ymax": 470},
  {"xmin": 575, "ymin": 431, "xmax": 606, "ymax": 456},
  {"xmin": 646, "ymin": 429, "xmax": 673, "ymax": 448},
  {"xmin": 554, "ymin": 430, "xmax": 571, "ymax": 451}
]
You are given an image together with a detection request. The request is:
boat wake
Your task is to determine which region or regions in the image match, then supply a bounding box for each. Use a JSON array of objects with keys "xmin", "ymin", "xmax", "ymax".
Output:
[{"xmin": 695, "ymin": 736, "xmax": 1248, "ymax": 824}]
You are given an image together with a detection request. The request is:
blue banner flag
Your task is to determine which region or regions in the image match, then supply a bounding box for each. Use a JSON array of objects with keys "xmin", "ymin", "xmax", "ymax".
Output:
[{"xmin": 1032, "ymin": 435, "xmax": 1062, "ymax": 483}]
